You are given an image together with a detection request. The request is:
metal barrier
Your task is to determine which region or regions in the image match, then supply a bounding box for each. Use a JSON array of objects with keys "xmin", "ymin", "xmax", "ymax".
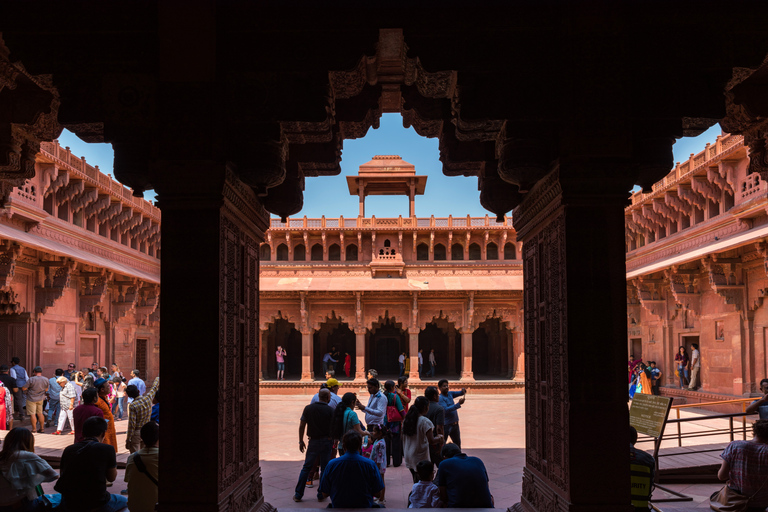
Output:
[{"xmin": 670, "ymin": 398, "xmax": 754, "ymax": 447}]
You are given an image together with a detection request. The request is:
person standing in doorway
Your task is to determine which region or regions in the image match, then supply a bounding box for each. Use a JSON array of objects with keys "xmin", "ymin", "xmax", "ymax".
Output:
[
  {"xmin": 344, "ymin": 352, "xmax": 351, "ymax": 378},
  {"xmin": 398, "ymin": 352, "xmax": 406, "ymax": 377},
  {"xmin": 418, "ymin": 349, "xmax": 424, "ymax": 377},
  {"xmin": 687, "ymin": 343, "xmax": 701, "ymax": 391},
  {"xmin": 429, "ymin": 349, "xmax": 436, "ymax": 378},
  {"xmin": 674, "ymin": 346, "xmax": 689, "ymax": 389},
  {"xmin": 276, "ymin": 345, "xmax": 287, "ymax": 380},
  {"xmin": 323, "ymin": 352, "xmax": 337, "ymax": 374}
]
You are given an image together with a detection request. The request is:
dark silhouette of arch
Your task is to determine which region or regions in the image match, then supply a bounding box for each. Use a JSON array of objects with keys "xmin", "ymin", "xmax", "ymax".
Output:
[
  {"xmin": 487, "ymin": 242, "xmax": 498, "ymax": 260},
  {"xmin": 451, "ymin": 243, "xmax": 464, "ymax": 260},
  {"xmin": 329, "ymin": 243, "xmax": 341, "ymax": 261},
  {"xmin": 260, "ymin": 244, "xmax": 271, "ymax": 261},
  {"xmin": 276, "ymin": 243, "xmax": 289, "ymax": 261},
  {"xmin": 434, "ymin": 243, "xmax": 446, "ymax": 260},
  {"xmin": 346, "ymin": 244, "xmax": 358, "ymax": 261},
  {"xmin": 504, "ymin": 242, "xmax": 516, "ymax": 260},
  {"xmin": 311, "ymin": 243, "xmax": 323, "ymax": 261},
  {"xmin": 469, "ymin": 243, "xmax": 481, "ymax": 260},
  {"xmin": 416, "ymin": 243, "xmax": 429, "ymax": 261},
  {"xmin": 384, "ymin": 239, "xmax": 391, "ymax": 247},
  {"xmin": 294, "ymin": 244, "xmax": 306, "ymax": 261}
]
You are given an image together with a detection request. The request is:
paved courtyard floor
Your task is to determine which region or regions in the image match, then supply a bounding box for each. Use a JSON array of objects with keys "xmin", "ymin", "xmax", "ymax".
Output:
[{"xmin": 0, "ymin": 392, "xmax": 740, "ymax": 509}]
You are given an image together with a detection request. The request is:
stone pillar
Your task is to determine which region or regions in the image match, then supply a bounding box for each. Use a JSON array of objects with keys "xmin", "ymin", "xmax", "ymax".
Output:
[
  {"xmin": 301, "ymin": 328, "xmax": 314, "ymax": 381},
  {"xmin": 156, "ymin": 166, "xmax": 269, "ymax": 512},
  {"xmin": 500, "ymin": 328, "xmax": 509, "ymax": 376},
  {"xmin": 513, "ymin": 166, "xmax": 631, "ymax": 512},
  {"xmin": 409, "ymin": 181, "xmax": 416, "ymax": 217},
  {"xmin": 408, "ymin": 328, "xmax": 421, "ymax": 381},
  {"xmin": 507, "ymin": 331, "xmax": 517, "ymax": 379},
  {"xmin": 460, "ymin": 328, "xmax": 474, "ymax": 381},
  {"xmin": 355, "ymin": 328, "xmax": 367, "ymax": 380},
  {"xmin": 359, "ymin": 183, "xmax": 365, "ymax": 217}
]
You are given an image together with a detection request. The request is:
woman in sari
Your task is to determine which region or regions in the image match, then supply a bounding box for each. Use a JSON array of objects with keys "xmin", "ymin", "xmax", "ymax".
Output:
[
  {"xmin": 94, "ymin": 378, "xmax": 118, "ymax": 452},
  {"xmin": 0, "ymin": 383, "xmax": 6, "ymax": 430}
]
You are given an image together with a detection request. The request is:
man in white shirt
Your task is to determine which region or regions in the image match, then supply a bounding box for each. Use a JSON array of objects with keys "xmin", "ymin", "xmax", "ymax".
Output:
[
  {"xmin": 398, "ymin": 353, "xmax": 406, "ymax": 377},
  {"xmin": 418, "ymin": 349, "xmax": 424, "ymax": 377},
  {"xmin": 687, "ymin": 343, "xmax": 701, "ymax": 391},
  {"xmin": 429, "ymin": 349, "xmax": 436, "ymax": 378},
  {"xmin": 310, "ymin": 378, "xmax": 342, "ymax": 409},
  {"xmin": 356, "ymin": 378, "xmax": 386, "ymax": 428}
]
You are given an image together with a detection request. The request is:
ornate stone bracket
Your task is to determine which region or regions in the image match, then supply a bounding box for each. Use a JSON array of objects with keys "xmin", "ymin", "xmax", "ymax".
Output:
[
  {"xmin": 111, "ymin": 279, "xmax": 142, "ymax": 323},
  {"xmin": 0, "ymin": 241, "xmax": 21, "ymax": 290},
  {"xmin": 56, "ymin": 179, "xmax": 84, "ymax": 206},
  {"xmin": 691, "ymin": 176, "xmax": 720, "ymax": 202},
  {"xmin": 43, "ymin": 170, "xmax": 68, "ymax": 199},
  {"xmin": 96, "ymin": 201, "xmax": 122, "ymax": 223},
  {"xmin": 135, "ymin": 284, "xmax": 160, "ymax": 326},
  {"xmin": 70, "ymin": 188, "xmax": 98, "ymax": 214},
  {"xmin": 631, "ymin": 277, "xmax": 666, "ymax": 320},
  {"xmin": 678, "ymin": 184, "xmax": 706, "ymax": 211},
  {"xmin": 664, "ymin": 190, "xmax": 691, "ymax": 215},
  {"xmin": 664, "ymin": 266, "xmax": 702, "ymax": 317},
  {"xmin": 35, "ymin": 258, "xmax": 76, "ymax": 317},
  {"xmin": 703, "ymin": 256, "xmax": 746, "ymax": 316},
  {"xmin": 79, "ymin": 269, "xmax": 113, "ymax": 318},
  {"xmin": 709, "ymin": 164, "xmax": 734, "ymax": 195},
  {"xmin": 652, "ymin": 197, "xmax": 677, "ymax": 223},
  {"xmin": 84, "ymin": 194, "xmax": 110, "ymax": 220}
]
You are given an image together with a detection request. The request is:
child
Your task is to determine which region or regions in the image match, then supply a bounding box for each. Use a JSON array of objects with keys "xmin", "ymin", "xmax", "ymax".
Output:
[
  {"xmin": 408, "ymin": 460, "xmax": 442, "ymax": 508},
  {"xmin": 369, "ymin": 424, "xmax": 388, "ymax": 505}
]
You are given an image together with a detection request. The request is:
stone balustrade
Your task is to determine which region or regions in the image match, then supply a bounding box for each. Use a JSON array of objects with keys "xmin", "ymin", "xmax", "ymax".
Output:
[{"xmin": 270, "ymin": 214, "xmax": 511, "ymax": 230}]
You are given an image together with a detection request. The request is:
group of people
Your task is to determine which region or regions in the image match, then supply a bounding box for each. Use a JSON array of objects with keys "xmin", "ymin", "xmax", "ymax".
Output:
[
  {"xmin": 293, "ymin": 370, "xmax": 493, "ymax": 508},
  {"xmin": 627, "ymin": 344, "xmax": 701, "ymax": 400},
  {"xmin": 398, "ymin": 350, "xmax": 437, "ymax": 378},
  {"xmin": 0, "ymin": 357, "xmax": 161, "ymax": 512},
  {"xmin": 627, "ymin": 358, "xmax": 661, "ymax": 399}
]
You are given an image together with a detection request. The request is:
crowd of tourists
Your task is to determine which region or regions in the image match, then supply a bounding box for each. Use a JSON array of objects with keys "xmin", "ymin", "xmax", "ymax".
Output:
[
  {"xmin": 294, "ymin": 370, "xmax": 494, "ymax": 508},
  {"xmin": 0, "ymin": 357, "xmax": 160, "ymax": 512}
]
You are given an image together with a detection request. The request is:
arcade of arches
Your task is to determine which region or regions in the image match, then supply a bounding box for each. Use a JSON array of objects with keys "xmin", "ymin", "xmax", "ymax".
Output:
[{"xmin": 4, "ymin": 5, "xmax": 768, "ymax": 512}]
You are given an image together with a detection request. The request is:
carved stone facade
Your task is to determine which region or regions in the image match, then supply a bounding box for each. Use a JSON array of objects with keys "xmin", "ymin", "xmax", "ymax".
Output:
[
  {"xmin": 0, "ymin": 140, "xmax": 159, "ymax": 378},
  {"xmin": 626, "ymin": 133, "xmax": 768, "ymax": 398},
  {"xmin": 259, "ymin": 156, "xmax": 524, "ymax": 385}
]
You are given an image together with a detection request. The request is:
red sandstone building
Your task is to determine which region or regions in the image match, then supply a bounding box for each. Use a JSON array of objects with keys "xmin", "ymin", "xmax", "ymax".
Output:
[
  {"xmin": 259, "ymin": 155, "xmax": 524, "ymax": 389},
  {"xmin": 626, "ymin": 132, "xmax": 768, "ymax": 400},
  {"xmin": 0, "ymin": 140, "xmax": 160, "ymax": 378}
]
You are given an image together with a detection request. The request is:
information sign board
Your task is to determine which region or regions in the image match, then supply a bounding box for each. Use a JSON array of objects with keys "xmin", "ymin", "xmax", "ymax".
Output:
[{"xmin": 629, "ymin": 394, "xmax": 673, "ymax": 438}]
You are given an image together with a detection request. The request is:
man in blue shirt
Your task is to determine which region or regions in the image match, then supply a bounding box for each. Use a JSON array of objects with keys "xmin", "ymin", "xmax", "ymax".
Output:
[
  {"xmin": 438, "ymin": 379, "xmax": 466, "ymax": 449},
  {"xmin": 127, "ymin": 369, "xmax": 146, "ymax": 403},
  {"xmin": 319, "ymin": 430, "xmax": 384, "ymax": 508},
  {"xmin": 322, "ymin": 352, "xmax": 337, "ymax": 374},
  {"xmin": 437, "ymin": 443, "xmax": 493, "ymax": 508},
  {"xmin": 47, "ymin": 368, "xmax": 64, "ymax": 428},
  {"xmin": 10, "ymin": 356, "xmax": 28, "ymax": 421}
]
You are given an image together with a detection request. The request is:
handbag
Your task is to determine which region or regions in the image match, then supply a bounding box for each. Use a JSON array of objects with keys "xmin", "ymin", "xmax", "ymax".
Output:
[
  {"xmin": 710, "ymin": 477, "xmax": 768, "ymax": 512},
  {"xmin": 710, "ymin": 485, "xmax": 750, "ymax": 511},
  {"xmin": 386, "ymin": 393, "xmax": 404, "ymax": 422}
]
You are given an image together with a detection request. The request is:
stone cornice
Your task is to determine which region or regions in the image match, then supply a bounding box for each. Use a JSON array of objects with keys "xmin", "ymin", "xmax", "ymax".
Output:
[
  {"xmin": 223, "ymin": 168, "xmax": 269, "ymax": 239},
  {"xmin": 512, "ymin": 167, "xmax": 562, "ymax": 240}
]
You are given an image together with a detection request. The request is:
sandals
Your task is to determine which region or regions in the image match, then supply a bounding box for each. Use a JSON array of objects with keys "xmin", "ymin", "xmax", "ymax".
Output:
[{"xmin": 52, "ymin": 431, "xmax": 62, "ymax": 435}]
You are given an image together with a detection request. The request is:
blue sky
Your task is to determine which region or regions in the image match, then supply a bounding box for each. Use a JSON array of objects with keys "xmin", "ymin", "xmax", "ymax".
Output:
[{"xmin": 57, "ymin": 115, "xmax": 723, "ymax": 218}]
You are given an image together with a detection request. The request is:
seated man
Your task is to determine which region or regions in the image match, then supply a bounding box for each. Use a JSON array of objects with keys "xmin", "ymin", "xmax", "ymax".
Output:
[
  {"xmin": 55, "ymin": 416, "xmax": 127, "ymax": 512},
  {"xmin": 125, "ymin": 421, "xmax": 159, "ymax": 512},
  {"xmin": 437, "ymin": 443, "xmax": 493, "ymax": 508},
  {"xmin": 629, "ymin": 426, "xmax": 655, "ymax": 511},
  {"xmin": 319, "ymin": 430, "xmax": 384, "ymax": 508}
]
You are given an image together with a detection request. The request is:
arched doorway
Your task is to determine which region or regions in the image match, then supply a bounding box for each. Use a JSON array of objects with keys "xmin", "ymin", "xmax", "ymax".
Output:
[
  {"xmin": 418, "ymin": 321, "xmax": 460, "ymax": 377},
  {"xmin": 312, "ymin": 314, "xmax": 355, "ymax": 379},
  {"xmin": 473, "ymin": 317, "xmax": 512, "ymax": 379},
  {"xmin": 263, "ymin": 318, "xmax": 301, "ymax": 380},
  {"xmin": 368, "ymin": 316, "xmax": 407, "ymax": 376}
]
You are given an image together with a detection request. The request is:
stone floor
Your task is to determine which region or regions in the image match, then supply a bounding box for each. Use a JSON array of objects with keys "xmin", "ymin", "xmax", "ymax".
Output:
[{"xmin": 0, "ymin": 393, "xmax": 744, "ymax": 510}]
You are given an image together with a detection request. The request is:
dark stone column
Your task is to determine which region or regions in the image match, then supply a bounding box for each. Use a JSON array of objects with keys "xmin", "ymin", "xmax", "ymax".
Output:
[
  {"xmin": 513, "ymin": 165, "xmax": 633, "ymax": 512},
  {"xmin": 156, "ymin": 164, "xmax": 272, "ymax": 512}
]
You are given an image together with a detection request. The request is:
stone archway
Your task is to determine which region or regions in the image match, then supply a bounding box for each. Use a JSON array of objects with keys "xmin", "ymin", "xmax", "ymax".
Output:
[
  {"xmin": 368, "ymin": 315, "xmax": 408, "ymax": 376},
  {"xmin": 312, "ymin": 315, "xmax": 355, "ymax": 379},
  {"xmin": 472, "ymin": 317, "xmax": 512, "ymax": 378},
  {"xmin": 263, "ymin": 318, "xmax": 302, "ymax": 380}
]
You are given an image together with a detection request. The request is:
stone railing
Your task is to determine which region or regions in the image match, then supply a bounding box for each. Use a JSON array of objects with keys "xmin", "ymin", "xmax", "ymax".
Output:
[
  {"xmin": 270, "ymin": 214, "xmax": 511, "ymax": 229},
  {"xmin": 629, "ymin": 133, "xmax": 744, "ymax": 206}
]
